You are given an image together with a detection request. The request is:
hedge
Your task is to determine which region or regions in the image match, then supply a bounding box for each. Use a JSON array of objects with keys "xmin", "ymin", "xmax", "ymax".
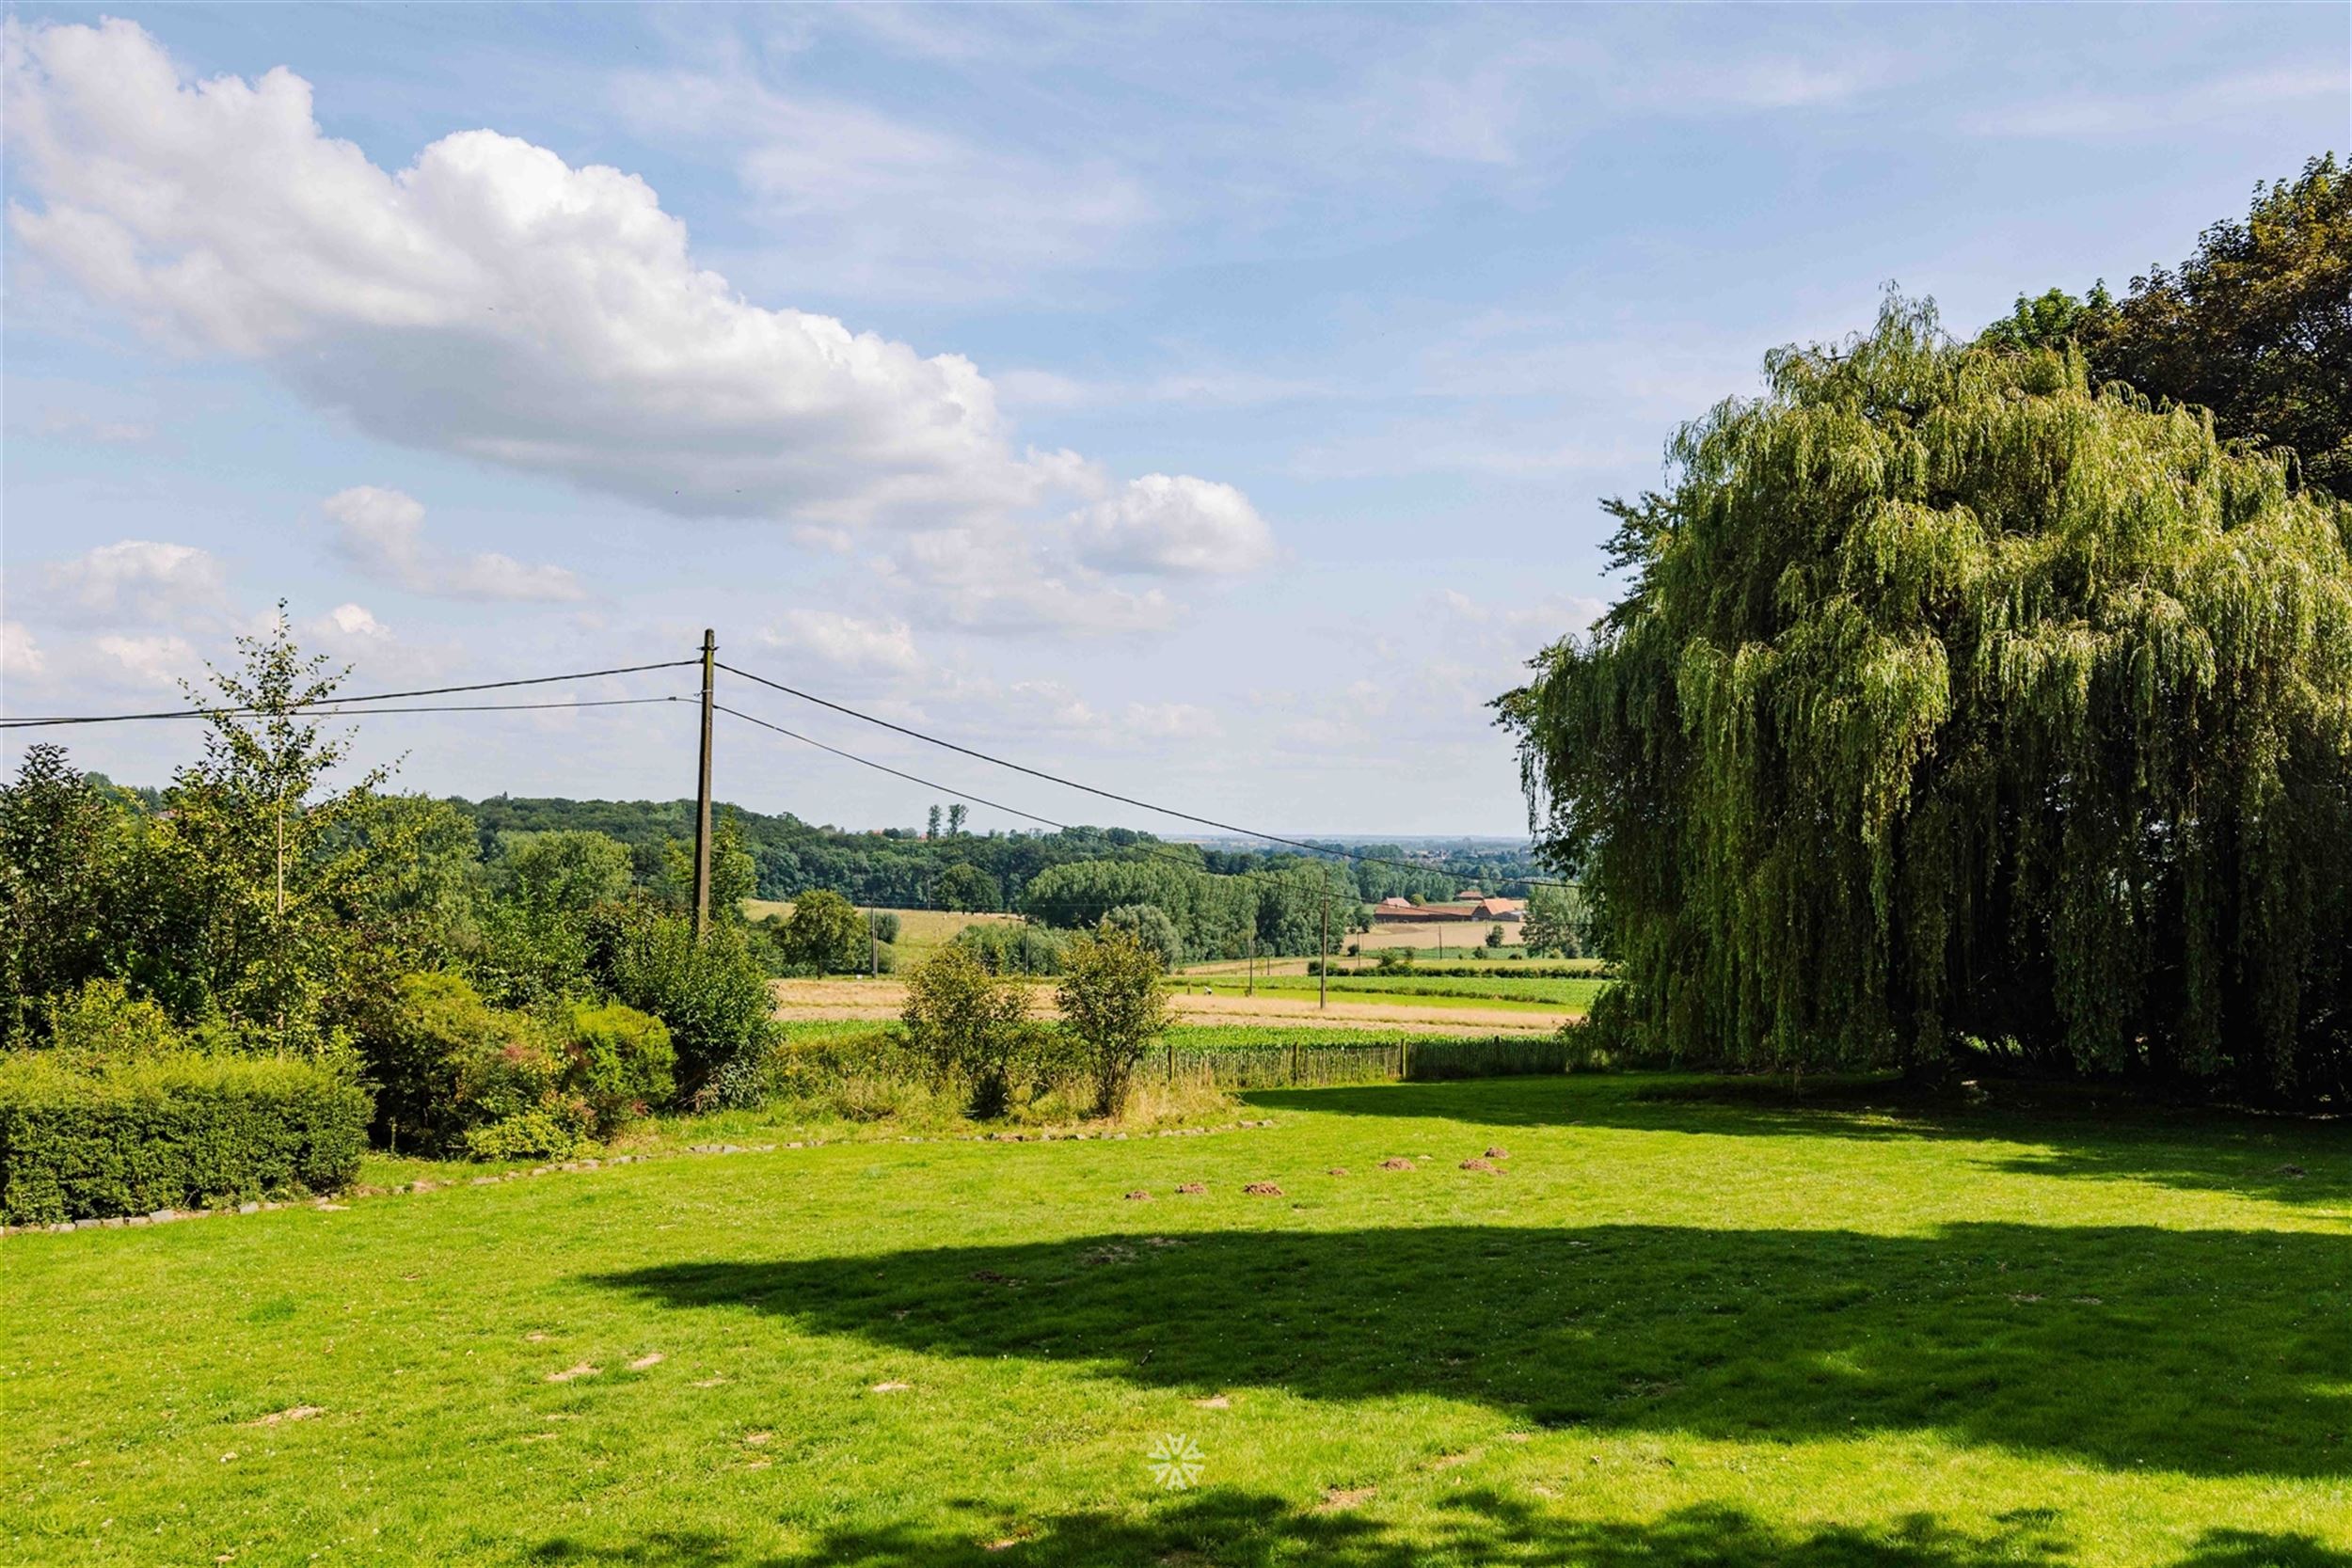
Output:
[{"xmin": 0, "ymin": 1053, "xmax": 371, "ymax": 1225}]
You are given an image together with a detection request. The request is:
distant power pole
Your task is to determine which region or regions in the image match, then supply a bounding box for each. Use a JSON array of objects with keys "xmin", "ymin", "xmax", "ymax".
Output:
[
  {"xmin": 868, "ymin": 907, "xmax": 879, "ymax": 978},
  {"xmin": 691, "ymin": 628, "xmax": 715, "ymax": 941},
  {"xmin": 1319, "ymin": 889, "xmax": 1328, "ymax": 1010}
]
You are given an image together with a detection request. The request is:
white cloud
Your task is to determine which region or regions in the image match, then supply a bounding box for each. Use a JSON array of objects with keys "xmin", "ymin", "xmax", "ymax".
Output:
[
  {"xmin": 44, "ymin": 540, "xmax": 226, "ymax": 621},
  {"xmin": 323, "ymin": 485, "xmax": 584, "ymax": 603},
  {"xmin": 1072, "ymin": 475, "xmax": 1277, "ymax": 577},
  {"xmin": 759, "ymin": 609, "xmax": 922, "ymax": 678},
  {"xmin": 612, "ymin": 57, "xmax": 1152, "ymax": 302},
  {"xmin": 1121, "ymin": 701, "xmax": 1223, "ymax": 741},
  {"xmin": 2, "ymin": 622, "xmax": 46, "ymax": 681},
  {"xmin": 4, "ymin": 17, "xmax": 1264, "ymax": 613},
  {"xmin": 93, "ymin": 632, "xmax": 199, "ymax": 689},
  {"xmin": 311, "ymin": 603, "xmax": 390, "ymax": 642},
  {"xmin": 874, "ymin": 526, "xmax": 1180, "ymax": 637}
]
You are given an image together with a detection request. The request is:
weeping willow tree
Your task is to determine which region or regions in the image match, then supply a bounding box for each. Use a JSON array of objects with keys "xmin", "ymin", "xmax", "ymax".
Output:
[{"xmin": 1500, "ymin": 295, "xmax": 2352, "ymax": 1104}]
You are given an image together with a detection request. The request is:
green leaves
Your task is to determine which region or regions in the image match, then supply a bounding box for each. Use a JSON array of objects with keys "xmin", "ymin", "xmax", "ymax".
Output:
[{"xmin": 1504, "ymin": 293, "xmax": 2352, "ymax": 1101}]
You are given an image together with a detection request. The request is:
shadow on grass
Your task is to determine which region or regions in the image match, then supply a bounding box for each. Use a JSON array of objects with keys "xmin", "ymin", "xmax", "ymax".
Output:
[
  {"xmin": 1241, "ymin": 1078, "xmax": 2352, "ymax": 1207},
  {"xmin": 527, "ymin": 1501, "xmax": 2350, "ymax": 1567},
  {"xmin": 595, "ymin": 1221, "xmax": 2347, "ymax": 1481}
]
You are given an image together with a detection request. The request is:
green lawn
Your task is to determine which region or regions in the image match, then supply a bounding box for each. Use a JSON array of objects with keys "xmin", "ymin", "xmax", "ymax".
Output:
[{"xmin": 6, "ymin": 1074, "xmax": 2347, "ymax": 1566}]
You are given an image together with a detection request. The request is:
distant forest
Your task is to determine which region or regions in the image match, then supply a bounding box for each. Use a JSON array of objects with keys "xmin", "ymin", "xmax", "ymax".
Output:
[{"xmin": 443, "ymin": 795, "xmax": 1543, "ymax": 911}]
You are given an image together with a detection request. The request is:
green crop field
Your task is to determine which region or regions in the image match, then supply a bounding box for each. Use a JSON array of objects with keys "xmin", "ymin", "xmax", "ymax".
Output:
[
  {"xmin": 1185, "ymin": 974, "xmax": 1610, "ymax": 1009},
  {"xmin": 7, "ymin": 1073, "xmax": 2344, "ymax": 1567}
]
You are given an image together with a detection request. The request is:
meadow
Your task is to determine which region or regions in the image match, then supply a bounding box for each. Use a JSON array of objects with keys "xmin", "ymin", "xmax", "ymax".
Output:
[{"xmin": 7, "ymin": 1072, "xmax": 2344, "ymax": 1567}]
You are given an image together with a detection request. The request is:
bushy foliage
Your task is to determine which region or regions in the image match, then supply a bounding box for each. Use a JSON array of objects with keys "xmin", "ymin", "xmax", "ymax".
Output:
[
  {"xmin": 1985, "ymin": 155, "xmax": 2348, "ymax": 493},
  {"xmin": 1099, "ymin": 904, "xmax": 1183, "ymax": 971},
  {"xmin": 1057, "ymin": 927, "xmax": 1173, "ymax": 1117},
  {"xmin": 775, "ymin": 889, "xmax": 866, "ymax": 973},
  {"xmin": 934, "ymin": 862, "xmax": 1002, "ymax": 912},
  {"xmin": 348, "ymin": 972, "xmax": 573, "ymax": 1153},
  {"xmin": 0, "ymin": 1052, "xmax": 369, "ymax": 1223},
  {"xmin": 590, "ymin": 907, "xmax": 778, "ymax": 1100},
  {"xmin": 42, "ymin": 978, "xmax": 182, "ymax": 1065},
  {"xmin": 949, "ymin": 919, "xmax": 1068, "ymax": 974},
  {"xmin": 562, "ymin": 1003, "xmax": 675, "ymax": 1131},
  {"xmin": 1502, "ymin": 294, "xmax": 2352, "ymax": 1103},
  {"xmin": 898, "ymin": 947, "xmax": 1041, "ymax": 1117}
]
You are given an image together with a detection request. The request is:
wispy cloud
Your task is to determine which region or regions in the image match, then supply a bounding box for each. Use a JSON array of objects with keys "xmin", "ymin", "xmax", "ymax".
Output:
[{"xmin": 1965, "ymin": 65, "xmax": 2347, "ymax": 138}]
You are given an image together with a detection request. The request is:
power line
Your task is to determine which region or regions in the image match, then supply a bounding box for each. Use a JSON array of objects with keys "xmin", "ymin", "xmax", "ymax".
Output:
[
  {"xmin": 291, "ymin": 695, "xmax": 689, "ymax": 718},
  {"xmin": 715, "ymin": 658, "xmax": 1572, "ymax": 890},
  {"xmin": 0, "ymin": 658, "xmax": 701, "ymax": 729},
  {"xmin": 718, "ymin": 701, "xmax": 1384, "ymax": 911}
]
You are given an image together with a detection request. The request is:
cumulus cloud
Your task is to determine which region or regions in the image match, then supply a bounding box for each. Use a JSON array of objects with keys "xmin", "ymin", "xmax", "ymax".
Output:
[
  {"xmin": 43, "ymin": 540, "xmax": 226, "ymax": 621},
  {"xmin": 323, "ymin": 486, "xmax": 583, "ymax": 603},
  {"xmin": 1072, "ymin": 475, "xmax": 1277, "ymax": 577},
  {"xmin": 2, "ymin": 622, "xmax": 46, "ymax": 680},
  {"xmin": 759, "ymin": 609, "xmax": 922, "ymax": 678},
  {"xmin": 3, "ymin": 16, "xmax": 1271, "ymax": 619},
  {"xmin": 93, "ymin": 632, "xmax": 199, "ymax": 689}
]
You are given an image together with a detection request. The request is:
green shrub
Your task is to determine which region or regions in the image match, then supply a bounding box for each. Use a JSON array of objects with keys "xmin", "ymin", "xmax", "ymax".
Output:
[
  {"xmin": 950, "ymin": 920, "xmax": 1067, "ymax": 975},
  {"xmin": 563, "ymin": 1003, "xmax": 675, "ymax": 1130},
  {"xmin": 460, "ymin": 1109, "xmax": 586, "ymax": 1163},
  {"xmin": 900, "ymin": 947, "xmax": 1037, "ymax": 1117},
  {"xmin": 347, "ymin": 971, "xmax": 590, "ymax": 1155},
  {"xmin": 42, "ymin": 978, "xmax": 181, "ymax": 1065},
  {"xmin": 0, "ymin": 1053, "xmax": 370, "ymax": 1224},
  {"xmin": 590, "ymin": 909, "xmax": 778, "ymax": 1100}
]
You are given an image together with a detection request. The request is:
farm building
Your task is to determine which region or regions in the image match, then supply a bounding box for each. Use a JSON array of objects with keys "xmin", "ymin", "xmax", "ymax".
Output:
[{"xmin": 1370, "ymin": 894, "xmax": 1523, "ymax": 924}]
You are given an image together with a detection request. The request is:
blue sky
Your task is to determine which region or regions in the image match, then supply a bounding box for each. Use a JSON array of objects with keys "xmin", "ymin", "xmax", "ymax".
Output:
[{"xmin": 4, "ymin": 4, "xmax": 2344, "ymax": 835}]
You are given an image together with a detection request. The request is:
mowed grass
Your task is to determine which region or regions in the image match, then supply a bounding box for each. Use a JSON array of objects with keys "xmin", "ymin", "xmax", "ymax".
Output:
[{"xmin": 6, "ymin": 1075, "xmax": 2348, "ymax": 1567}]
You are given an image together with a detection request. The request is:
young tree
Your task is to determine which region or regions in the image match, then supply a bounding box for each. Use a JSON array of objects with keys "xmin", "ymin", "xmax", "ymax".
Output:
[
  {"xmin": 900, "ymin": 945, "xmax": 1033, "ymax": 1117},
  {"xmin": 1518, "ymin": 885, "xmax": 1585, "ymax": 959},
  {"xmin": 161, "ymin": 610, "xmax": 426, "ymax": 1052},
  {"xmin": 1056, "ymin": 927, "xmax": 1171, "ymax": 1117},
  {"xmin": 1486, "ymin": 924, "xmax": 1507, "ymax": 951},
  {"xmin": 1502, "ymin": 294, "xmax": 2352, "ymax": 1102}
]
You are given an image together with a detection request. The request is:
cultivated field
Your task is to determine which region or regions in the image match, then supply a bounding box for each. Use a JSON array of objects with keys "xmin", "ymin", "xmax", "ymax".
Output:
[
  {"xmin": 8, "ymin": 1073, "xmax": 2344, "ymax": 1565},
  {"xmin": 769, "ymin": 976, "xmax": 1578, "ymax": 1035},
  {"xmin": 742, "ymin": 903, "xmax": 1021, "ymax": 962}
]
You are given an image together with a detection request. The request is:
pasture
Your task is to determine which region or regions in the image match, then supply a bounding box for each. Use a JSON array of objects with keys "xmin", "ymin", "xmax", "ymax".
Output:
[{"xmin": 7, "ymin": 1073, "xmax": 2345, "ymax": 1567}]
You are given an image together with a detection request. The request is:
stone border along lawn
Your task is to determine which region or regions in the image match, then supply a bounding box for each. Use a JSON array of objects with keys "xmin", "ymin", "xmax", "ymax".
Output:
[{"xmin": 0, "ymin": 1117, "xmax": 1281, "ymax": 1239}]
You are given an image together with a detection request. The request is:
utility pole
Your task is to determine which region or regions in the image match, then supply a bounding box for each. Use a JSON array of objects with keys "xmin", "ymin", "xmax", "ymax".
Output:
[
  {"xmin": 691, "ymin": 628, "xmax": 715, "ymax": 941},
  {"xmin": 1319, "ymin": 889, "xmax": 1328, "ymax": 1010},
  {"xmin": 868, "ymin": 907, "xmax": 879, "ymax": 978},
  {"xmin": 1247, "ymin": 931, "xmax": 1255, "ymax": 997}
]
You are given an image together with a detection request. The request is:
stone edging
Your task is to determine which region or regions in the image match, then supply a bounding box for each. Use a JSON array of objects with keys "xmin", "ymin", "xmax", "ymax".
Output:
[{"xmin": 1, "ymin": 1117, "xmax": 1279, "ymax": 1238}]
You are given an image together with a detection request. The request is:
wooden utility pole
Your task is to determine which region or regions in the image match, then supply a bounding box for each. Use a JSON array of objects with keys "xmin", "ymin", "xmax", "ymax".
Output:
[
  {"xmin": 691, "ymin": 628, "xmax": 715, "ymax": 940},
  {"xmin": 868, "ymin": 907, "xmax": 879, "ymax": 978},
  {"xmin": 1319, "ymin": 890, "xmax": 1328, "ymax": 1010}
]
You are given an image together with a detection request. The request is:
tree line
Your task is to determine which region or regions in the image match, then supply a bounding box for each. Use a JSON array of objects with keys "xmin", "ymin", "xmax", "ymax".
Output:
[{"xmin": 1502, "ymin": 157, "xmax": 2350, "ymax": 1106}]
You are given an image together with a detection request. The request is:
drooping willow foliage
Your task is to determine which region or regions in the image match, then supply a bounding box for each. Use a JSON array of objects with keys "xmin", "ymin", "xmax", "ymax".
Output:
[{"xmin": 1501, "ymin": 296, "xmax": 2352, "ymax": 1104}]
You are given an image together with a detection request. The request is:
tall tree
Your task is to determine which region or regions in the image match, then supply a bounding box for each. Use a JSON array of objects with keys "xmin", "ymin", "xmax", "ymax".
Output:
[
  {"xmin": 946, "ymin": 802, "xmax": 968, "ymax": 837},
  {"xmin": 161, "ymin": 610, "xmax": 427, "ymax": 1052},
  {"xmin": 1502, "ymin": 295, "xmax": 2352, "ymax": 1103},
  {"xmin": 1981, "ymin": 154, "xmax": 2350, "ymax": 492}
]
